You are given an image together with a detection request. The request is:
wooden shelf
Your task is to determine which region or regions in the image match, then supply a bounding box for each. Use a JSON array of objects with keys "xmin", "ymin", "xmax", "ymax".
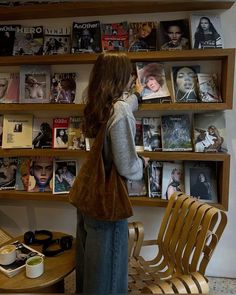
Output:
[{"xmin": 0, "ymin": 1, "xmax": 234, "ymax": 20}]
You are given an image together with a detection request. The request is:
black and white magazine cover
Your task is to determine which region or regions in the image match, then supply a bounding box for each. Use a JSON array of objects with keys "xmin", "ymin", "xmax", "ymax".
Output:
[
  {"xmin": 0, "ymin": 72, "xmax": 19, "ymax": 103},
  {"xmin": 142, "ymin": 117, "xmax": 161, "ymax": 151},
  {"xmin": 71, "ymin": 21, "xmax": 102, "ymax": 53},
  {"xmin": 197, "ymin": 73, "xmax": 221, "ymax": 102},
  {"xmin": 190, "ymin": 14, "xmax": 224, "ymax": 49},
  {"xmin": 184, "ymin": 161, "xmax": 218, "ymax": 203},
  {"xmin": 171, "ymin": 65, "xmax": 200, "ymax": 102},
  {"xmin": 148, "ymin": 161, "xmax": 162, "ymax": 198},
  {"xmin": 50, "ymin": 72, "xmax": 78, "ymax": 103},
  {"xmin": 20, "ymin": 65, "xmax": 50, "ymax": 103},
  {"xmin": 135, "ymin": 118, "xmax": 144, "ymax": 152},
  {"xmin": 0, "ymin": 157, "xmax": 18, "ymax": 190},
  {"xmin": 32, "ymin": 117, "xmax": 53, "ymax": 149},
  {"xmin": 161, "ymin": 114, "xmax": 192, "ymax": 151},
  {"xmin": 162, "ymin": 161, "xmax": 184, "ymax": 200},
  {"xmin": 159, "ymin": 19, "xmax": 190, "ymax": 51},
  {"xmin": 194, "ymin": 111, "xmax": 227, "ymax": 152},
  {"xmin": 43, "ymin": 26, "xmax": 71, "ymax": 55},
  {"xmin": 13, "ymin": 26, "xmax": 44, "ymax": 55},
  {"xmin": 53, "ymin": 159, "xmax": 77, "ymax": 194},
  {"xmin": 0, "ymin": 24, "xmax": 21, "ymax": 56},
  {"xmin": 128, "ymin": 22, "xmax": 157, "ymax": 52},
  {"xmin": 136, "ymin": 62, "xmax": 171, "ymax": 103}
]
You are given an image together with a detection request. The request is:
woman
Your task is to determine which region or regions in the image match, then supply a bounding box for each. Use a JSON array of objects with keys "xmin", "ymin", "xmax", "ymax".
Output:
[
  {"xmin": 174, "ymin": 66, "xmax": 199, "ymax": 102},
  {"xmin": 191, "ymin": 172, "xmax": 211, "ymax": 200},
  {"xmin": 194, "ymin": 16, "xmax": 223, "ymax": 49},
  {"xmin": 165, "ymin": 168, "xmax": 183, "ymax": 200},
  {"xmin": 76, "ymin": 52, "xmax": 149, "ymax": 294}
]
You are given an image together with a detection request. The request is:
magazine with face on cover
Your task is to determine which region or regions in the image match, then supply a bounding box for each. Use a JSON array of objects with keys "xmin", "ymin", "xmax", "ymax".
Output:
[
  {"xmin": 0, "ymin": 72, "xmax": 19, "ymax": 103},
  {"xmin": 148, "ymin": 161, "xmax": 162, "ymax": 198},
  {"xmin": 0, "ymin": 157, "xmax": 18, "ymax": 190},
  {"xmin": 142, "ymin": 117, "xmax": 162, "ymax": 151},
  {"xmin": 197, "ymin": 73, "xmax": 221, "ymax": 102},
  {"xmin": 68, "ymin": 116, "xmax": 86, "ymax": 150},
  {"xmin": 15, "ymin": 157, "xmax": 31, "ymax": 191},
  {"xmin": 32, "ymin": 117, "xmax": 53, "ymax": 149}
]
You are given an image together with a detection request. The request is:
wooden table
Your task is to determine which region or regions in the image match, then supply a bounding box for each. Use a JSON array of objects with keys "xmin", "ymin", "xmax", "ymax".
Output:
[{"xmin": 0, "ymin": 232, "xmax": 76, "ymax": 293}]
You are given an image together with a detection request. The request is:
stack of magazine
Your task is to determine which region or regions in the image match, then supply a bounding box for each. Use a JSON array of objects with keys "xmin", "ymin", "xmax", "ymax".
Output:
[{"xmin": 0, "ymin": 240, "xmax": 44, "ymax": 278}]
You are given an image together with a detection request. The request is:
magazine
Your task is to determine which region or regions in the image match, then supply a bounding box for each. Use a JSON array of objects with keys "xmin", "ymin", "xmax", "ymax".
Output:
[
  {"xmin": 128, "ymin": 21, "xmax": 157, "ymax": 52},
  {"xmin": 197, "ymin": 73, "xmax": 221, "ymax": 102},
  {"xmin": 0, "ymin": 241, "xmax": 44, "ymax": 278},
  {"xmin": 52, "ymin": 117, "xmax": 69, "ymax": 148},
  {"xmin": 32, "ymin": 117, "xmax": 53, "ymax": 149},
  {"xmin": 0, "ymin": 72, "xmax": 19, "ymax": 103},
  {"xmin": 50, "ymin": 72, "xmax": 78, "ymax": 103},
  {"xmin": 68, "ymin": 116, "xmax": 86, "ymax": 150},
  {"xmin": 190, "ymin": 13, "xmax": 224, "ymax": 49},
  {"xmin": 135, "ymin": 118, "xmax": 144, "ymax": 152},
  {"xmin": 2, "ymin": 114, "xmax": 33, "ymax": 149},
  {"xmin": 194, "ymin": 111, "xmax": 227, "ymax": 152},
  {"xmin": 0, "ymin": 115, "xmax": 3, "ymax": 147},
  {"xmin": 13, "ymin": 26, "xmax": 44, "ymax": 55},
  {"xmin": 20, "ymin": 65, "xmax": 51, "ymax": 103},
  {"xmin": 161, "ymin": 114, "xmax": 192, "ymax": 151},
  {"xmin": 148, "ymin": 161, "xmax": 162, "ymax": 198},
  {"xmin": 15, "ymin": 157, "xmax": 31, "ymax": 191},
  {"xmin": 101, "ymin": 21, "xmax": 129, "ymax": 51},
  {"xmin": 43, "ymin": 26, "xmax": 71, "ymax": 55},
  {"xmin": 0, "ymin": 24, "xmax": 21, "ymax": 56},
  {"xmin": 159, "ymin": 19, "xmax": 190, "ymax": 51},
  {"xmin": 53, "ymin": 159, "xmax": 77, "ymax": 194},
  {"xmin": 136, "ymin": 62, "xmax": 171, "ymax": 103},
  {"xmin": 127, "ymin": 174, "xmax": 147, "ymax": 197},
  {"xmin": 171, "ymin": 65, "xmax": 200, "ymax": 102},
  {"xmin": 184, "ymin": 161, "xmax": 218, "ymax": 203},
  {"xmin": 71, "ymin": 21, "xmax": 102, "ymax": 53},
  {"xmin": 0, "ymin": 157, "xmax": 18, "ymax": 190},
  {"xmin": 27, "ymin": 157, "xmax": 53, "ymax": 192},
  {"xmin": 162, "ymin": 161, "xmax": 184, "ymax": 200},
  {"xmin": 142, "ymin": 117, "xmax": 162, "ymax": 151}
]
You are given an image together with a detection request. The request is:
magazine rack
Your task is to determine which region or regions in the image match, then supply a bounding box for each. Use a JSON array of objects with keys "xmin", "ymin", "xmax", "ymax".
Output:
[{"xmin": 128, "ymin": 192, "xmax": 227, "ymax": 293}]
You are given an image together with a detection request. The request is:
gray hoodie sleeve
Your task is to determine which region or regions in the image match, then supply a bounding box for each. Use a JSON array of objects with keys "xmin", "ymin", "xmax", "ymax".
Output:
[{"xmin": 109, "ymin": 115, "xmax": 143, "ymax": 181}]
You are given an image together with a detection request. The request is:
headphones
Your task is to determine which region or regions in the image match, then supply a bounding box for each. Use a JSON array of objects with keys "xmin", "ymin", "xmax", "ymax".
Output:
[
  {"xmin": 24, "ymin": 230, "xmax": 53, "ymax": 245},
  {"xmin": 42, "ymin": 235, "xmax": 73, "ymax": 257}
]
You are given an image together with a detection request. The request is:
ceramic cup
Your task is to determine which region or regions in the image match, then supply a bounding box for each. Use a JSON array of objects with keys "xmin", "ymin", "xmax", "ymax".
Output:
[
  {"xmin": 25, "ymin": 255, "xmax": 44, "ymax": 278},
  {"xmin": 0, "ymin": 244, "xmax": 16, "ymax": 265}
]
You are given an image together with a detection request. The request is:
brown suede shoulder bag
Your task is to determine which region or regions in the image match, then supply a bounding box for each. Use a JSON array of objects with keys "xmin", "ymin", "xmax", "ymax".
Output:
[{"xmin": 68, "ymin": 122, "xmax": 133, "ymax": 221}]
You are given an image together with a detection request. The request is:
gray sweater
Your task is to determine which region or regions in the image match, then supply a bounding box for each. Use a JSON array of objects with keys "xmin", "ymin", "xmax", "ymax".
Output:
[{"xmin": 103, "ymin": 94, "xmax": 143, "ymax": 181}]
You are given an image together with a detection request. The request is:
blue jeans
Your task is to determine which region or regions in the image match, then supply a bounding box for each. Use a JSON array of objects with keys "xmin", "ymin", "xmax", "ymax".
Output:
[{"xmin": 76, "ymin": 210, "xmax": 128, "ymax": 294}]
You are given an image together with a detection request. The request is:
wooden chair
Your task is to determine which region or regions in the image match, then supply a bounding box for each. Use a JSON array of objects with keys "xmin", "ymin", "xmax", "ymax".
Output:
[{"xmin": 128, "ymin": 192, "xmax": 227, "ymax": 294}]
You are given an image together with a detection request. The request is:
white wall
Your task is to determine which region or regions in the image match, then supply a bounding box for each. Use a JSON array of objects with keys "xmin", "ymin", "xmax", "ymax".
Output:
[{"xmin": 1, "ymin": 3, "xmax": 236, "ymax": 278}]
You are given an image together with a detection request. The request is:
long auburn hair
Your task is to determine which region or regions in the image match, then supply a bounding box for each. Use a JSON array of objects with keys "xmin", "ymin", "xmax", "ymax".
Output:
[{"xmin": 83, "ymin": 52, "xmax": 132, "ymax": 137}]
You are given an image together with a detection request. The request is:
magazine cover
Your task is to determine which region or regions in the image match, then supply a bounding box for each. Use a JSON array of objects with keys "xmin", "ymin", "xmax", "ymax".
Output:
[
  {"xmin": 71, "ymin": 21, "xmax": 102, "ymax": 53},
  {"xmin": 0, "ymin": 72, "xmax": 19, "ymax": 103},
  {"xmin": 162, "ymin": 161, "xmax": 184, "ymax": 200},
  {"xmin": 142, "ymin": 117, "xmax": 162, "ymax": 151},
  {"xmin": 0, "ymin": 241, "xmax": 44, "ymax": 278},
  {"xmin": 101, "ymin": 21, "xmax": 129, "ymax": 51},
  {"xmin": 128, "ymin": 22, "xmax": 157, "ymax": 52},
  {"xmin": 159, "ymin": 19, "xmax": 190, "ymax": 51},
  {"xmin": 171, "ymin": 65, "xmax": 200, "ymax": 103},
  {"xmin": 161, "ymin": 114, "xmax": 192, "ymax": 151},
  {"xmin": 52, "ymin": 117, "xmax": 69, "ymax": 148},
  {"xmin": 127, "ymin": 174, "xmax": 147, "ymax": 197},
  {"xmin": 2, "ymin": 114, "xmax": 33, "ymax": 149},
  {"xmin": 0, "ymin": 24, "xmax": 21, "ymax": 56},
  {"xmin": 32, "ymin": 117, "xmax": 53, "ymax": 149},
  {"xmin": 148, "ymin": 161, "xmax": 162, "ymax": 198},
  {"xmin": 197, "ymin": 73, "xmax": 221, "ymax": 102},
  {"xmin": 13, "ymin": 26, "xmax": 44, "ymax": 55},
  {"xmin": 43, "ymin": 26, "xmax": 71, "ymax": 55},
  {"xmin": 136, "ymin": 62, "xmax": 171, "ymax": 103},
  {"xmin": 0, "ymin": 157, "xmax": 18, "ymax": 190},
  {"xmin": 53, "ymin": 159, "xmax": 77, "ymax": 194},
  {"xmin": 50, "ymin": 72, "xmax": 78, "ymax": 103},
  {"xmin": 184, "ymin": 161, "xmax": 218, "ymax": 203},
  {"xmin": 194, "ymin": 111, "xmax": 227, "ymax": 152},
  {"xmin": 0, "ymin": 115, "xmax": 3, "ymax": 147},
  {"xmin": 20, "ymin": 65, "xmax": 51, "ymax": 103},
  {"xmin": 135, "ymin": 118, "xmax": 144, "ymax": 152},
  {"xmin": 68, "ymin": 116, "xmax": 86, "ymax": 150},
  {"xmin": 27, "ymin": 157, "xmax": 53, "ymax": 192},
  {"xmin": 15, "ymin": 157, "xmax": 31, "ymax": 191},
  {"xmin": 190, "ymin": 14, "xmax": 224, "ymax": 49}
]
